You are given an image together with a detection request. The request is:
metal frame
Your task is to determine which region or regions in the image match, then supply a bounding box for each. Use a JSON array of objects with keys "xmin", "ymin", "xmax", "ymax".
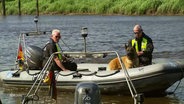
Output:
[{"xmin": 21, "ymin": 51, "xmax": 139, "ymax": 104}]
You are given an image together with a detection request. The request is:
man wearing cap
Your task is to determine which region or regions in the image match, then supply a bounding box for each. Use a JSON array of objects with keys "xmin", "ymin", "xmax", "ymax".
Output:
[{"xmin": 128, "ymin": 24, "xmax": 154, "ymax": 66}]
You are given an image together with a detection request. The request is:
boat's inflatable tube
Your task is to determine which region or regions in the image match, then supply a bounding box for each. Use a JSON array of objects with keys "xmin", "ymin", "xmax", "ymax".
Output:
[{"xmin": 25, "ymin": 45, "xmax": 43, "ymax": 69}]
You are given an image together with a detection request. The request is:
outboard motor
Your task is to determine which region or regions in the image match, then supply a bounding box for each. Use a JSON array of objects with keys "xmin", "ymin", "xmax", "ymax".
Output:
[
  {"xmin": 74, "ymin": 82, "xmax": 101, "ymax": 104},
  {"xmin": 25, "ymin": 45, "xmax": 43, "ymax": 70}
]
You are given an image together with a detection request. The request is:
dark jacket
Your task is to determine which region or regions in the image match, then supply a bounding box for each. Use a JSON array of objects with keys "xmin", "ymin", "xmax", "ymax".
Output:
[
  {"xmin": 42, "ymin": 38, "xmax": 60, "ymax": 70},
  {"xmin": 42, "ymin": 38, "xmax": 77, "ymax": 71},
  {"xmin": 128, "ymin": 32, "xmax": 154, "ymax": 66},
  {"xmin": 43, "ymin": 38, "xmax": 57, "ymax": 58}
]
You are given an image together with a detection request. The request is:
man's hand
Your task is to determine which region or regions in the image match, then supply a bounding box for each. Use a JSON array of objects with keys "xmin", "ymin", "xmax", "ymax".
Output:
[
  {"xmin": 62, "ymin": 69, "xmax": 70, "ymax": 71},
  {"xmin": 137, "ymin": 51, "xmax": 144, "ymax": 56}
]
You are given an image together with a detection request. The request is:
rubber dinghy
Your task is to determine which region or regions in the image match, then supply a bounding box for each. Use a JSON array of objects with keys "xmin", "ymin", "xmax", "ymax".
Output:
[
  {"xmin": 0, "ymin": 49, "xmax": 184, "ymax": 95},
  {"xmin": 0, "ymin": 32, "xmax": 184, "ymax": 96}
]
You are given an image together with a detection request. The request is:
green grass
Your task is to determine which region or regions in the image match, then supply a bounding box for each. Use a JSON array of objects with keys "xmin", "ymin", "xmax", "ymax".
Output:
[{"xmin": 1, "ymin": 0, "xmax": 184, "ymax": 15}]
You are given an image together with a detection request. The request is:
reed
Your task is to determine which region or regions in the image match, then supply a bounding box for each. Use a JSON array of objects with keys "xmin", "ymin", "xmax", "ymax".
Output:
[
  {"xmin": 21, "ymin": 1, "xmax": 37, "ymax": 15},
  {"xmin": 157, "ymin": 0, "xmax": 184, "ymax": 15},
  {"xmin": 2, "ymin": 0, "xmax": 184, "ymax": 15}
]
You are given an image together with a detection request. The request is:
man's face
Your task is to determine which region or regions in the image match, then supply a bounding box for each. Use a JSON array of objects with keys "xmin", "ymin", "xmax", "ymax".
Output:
[
  {"xmin": 133, "ymin": 28, "xmax": 142, "ymax": 39},
  {"xmin": 52, "ymin": 32, "xmax": 61, "ymax": 43}
]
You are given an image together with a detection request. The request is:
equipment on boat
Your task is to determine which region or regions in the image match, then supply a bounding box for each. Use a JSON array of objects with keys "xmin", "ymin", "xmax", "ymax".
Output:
[
  {"xmin": 81, "ymin": 27, "xmax": 88, "ymax": 53},
  {"xmin": 26, "ymin": 45, "xmax": 43, "ymax": 70},
  {"xmin": 34, "ymin": 16, "xmax": 39, "ymax": 33},
  {"xmin": 74, "ymin": 82, "xmax": 144, "ymax": 104},
  {"xmin": 74, "ymin": 82, "xmax": 101, "ymax": 104}
]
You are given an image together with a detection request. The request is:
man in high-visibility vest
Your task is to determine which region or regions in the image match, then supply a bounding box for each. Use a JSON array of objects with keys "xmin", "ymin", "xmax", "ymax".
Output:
[
  {"xmin": 43, "ymin": 29, "xmax": 68, "ymax": 71},
  {"xmin": 128, "ymin": 24, "xmax": 154, "ymax": 66},
  {"xmin": 43, "ymin": 29, "xmax": 69, "ymax": 100}
]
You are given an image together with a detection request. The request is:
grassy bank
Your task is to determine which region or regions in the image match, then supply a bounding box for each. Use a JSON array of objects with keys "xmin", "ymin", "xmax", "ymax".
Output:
[{"xmin": 1, "ymin": 0, "xmax": 184, "ymax": 15}]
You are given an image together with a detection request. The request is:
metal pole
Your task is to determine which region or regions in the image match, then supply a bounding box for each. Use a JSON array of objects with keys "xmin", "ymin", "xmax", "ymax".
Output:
[
  {"xmin": 36, "ymin": 0, "xmax": 39, "ymax": 16},
  {"xmin": 18, "ymin": 0, "xmax": 21, "ymax": 15},
  {"xmin": 84, "ymin": 37, "xmax": 86, "ymax": 53},
  {"xmin": 36, "ymin": 22, "xmax": 38, "ymax": 33},
  {"xmin": 2, "ymin": 0, "xmax": 6, "ymax": 16},
  {"xmin": 134, "ymin": 93, "xmax": 144, "ymax": 104},
  {"xmin": 81, "ymin": 27, "xmax": 88, "ymax": 53},
  {"xmin": 34, "ymin": 16, "xmax": 38, "ymax": 33}
]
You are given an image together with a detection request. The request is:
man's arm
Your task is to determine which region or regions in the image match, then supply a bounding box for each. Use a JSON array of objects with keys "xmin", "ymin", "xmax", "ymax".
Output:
[
  {"xmin": 127, "ymin": 39, "xmax": 132, "ymax": 47},
  {"xmin": 54, "ymin": 56, "xmax": 68, "ymax": 71},
  {"xmin": 143, "ymin": 39, "xmax": 154, "ymax": 56},
  {"xmin": 47, "ymin": 43, "xmax": 68, "ymax": 71}
]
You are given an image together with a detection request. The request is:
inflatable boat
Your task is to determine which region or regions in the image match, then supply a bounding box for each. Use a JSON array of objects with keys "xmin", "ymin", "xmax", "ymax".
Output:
[
  {"xmin": 0, "ymin": 32, "xmax": 184, "ymax": 96},
  {"xmin": 0, "ymin": 50, "xmax": 184, "ymax": 95}
]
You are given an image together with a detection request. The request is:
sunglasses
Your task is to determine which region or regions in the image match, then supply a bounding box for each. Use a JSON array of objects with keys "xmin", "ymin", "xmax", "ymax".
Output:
[
  {"xmin": 134, "ymin": 31, "xmax": 141, "ymax": 34},
  {"xmin": 55, "ymin": 36, "xmax": 61, "ymax": 39}
]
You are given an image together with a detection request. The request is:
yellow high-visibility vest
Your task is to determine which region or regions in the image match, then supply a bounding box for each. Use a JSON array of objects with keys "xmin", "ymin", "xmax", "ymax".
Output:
[
  {"xmin": 56, "ymin": 43, "xmax": 62, "ymax": 60},
  {"xmin": 131, "ymin": 38, "xmax": 148, "ymax": 52}
]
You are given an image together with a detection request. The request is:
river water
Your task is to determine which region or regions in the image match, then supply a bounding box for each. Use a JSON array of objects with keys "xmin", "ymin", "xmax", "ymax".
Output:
[{"xmin": 0, "ymin": 15, "xmax": 184, "ymax": 104}]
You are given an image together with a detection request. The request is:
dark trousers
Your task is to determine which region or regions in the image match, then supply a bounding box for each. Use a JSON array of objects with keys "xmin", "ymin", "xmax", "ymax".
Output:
[{"xmin": 48, "ymin": 70, "xmax": 57, "ymax": 100}]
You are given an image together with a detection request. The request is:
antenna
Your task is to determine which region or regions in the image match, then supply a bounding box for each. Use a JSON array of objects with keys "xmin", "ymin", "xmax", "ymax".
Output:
[
  {"xmin": 81, "ymin": 27, "xmax": 88, "ymax": 53},
  {"xmin": 34, "ymin": 16, "xmax": 39, "ymax": 33}
]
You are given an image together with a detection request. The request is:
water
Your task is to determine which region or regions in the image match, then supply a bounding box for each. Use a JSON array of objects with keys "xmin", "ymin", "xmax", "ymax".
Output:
[{"xmin": 0, "ymin": 15, "xmax": 184, "ymax": 104}]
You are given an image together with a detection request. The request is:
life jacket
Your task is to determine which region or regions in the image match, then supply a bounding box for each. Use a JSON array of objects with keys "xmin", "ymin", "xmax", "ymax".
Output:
[
  {"xmin": 56, "ymin": 43, "xmax": 62, "ymax": 60},
  {"xmin": 131, "ymin": 37, "xmax": 148, "ymax": 52}
]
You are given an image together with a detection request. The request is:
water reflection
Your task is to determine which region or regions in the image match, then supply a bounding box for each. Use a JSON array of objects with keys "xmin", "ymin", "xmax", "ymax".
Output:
[{"xmin": 1, "ymin": 85, "xmax": 183, "ymax": 104}]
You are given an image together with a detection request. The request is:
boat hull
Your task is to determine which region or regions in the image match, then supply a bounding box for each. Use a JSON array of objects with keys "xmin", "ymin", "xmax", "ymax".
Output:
[{"xmin": 0, "ymin": 59, "xmax": 184, "ymax": 95}]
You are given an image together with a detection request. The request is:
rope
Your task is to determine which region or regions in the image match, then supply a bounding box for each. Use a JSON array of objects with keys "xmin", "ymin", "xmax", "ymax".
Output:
[
  {"xmin": 95, "ymin": 70, "xmax": 120, "ymax": 77},
  {"xmin": 26, "ymin": 69, "xmax": 41, "ymax": 76},
  {"xmin": 56, "ymin": 70, "xmax": 120, "ymax": 77},
  {"xmin": 57, "ymin": 71, "xmax": 77, "ymax": 76},
  {"xmin": 80, "ymin": 71, "xmax": 97, "ymax": 76},
  {"xmin": 61, "ymin": 39, "xmax": 72, "ymax": 51}
]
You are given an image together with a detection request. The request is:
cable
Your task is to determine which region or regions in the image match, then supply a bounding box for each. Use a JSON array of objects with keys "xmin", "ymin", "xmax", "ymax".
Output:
[{"xmin": 61, "ymin": 39, "xmax": 72, "ymax": 51}]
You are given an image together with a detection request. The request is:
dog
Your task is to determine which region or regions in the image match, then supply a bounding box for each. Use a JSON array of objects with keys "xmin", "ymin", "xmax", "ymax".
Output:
[{"xmin": 108, "ymin": 44, "xmax": 139, "ymax": 70}]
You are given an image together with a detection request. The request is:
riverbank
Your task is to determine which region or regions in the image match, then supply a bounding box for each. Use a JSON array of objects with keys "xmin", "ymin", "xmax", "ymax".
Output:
[{"xmin": 1, "ymin": 0, "xmax": 184, "ymax": 16}]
